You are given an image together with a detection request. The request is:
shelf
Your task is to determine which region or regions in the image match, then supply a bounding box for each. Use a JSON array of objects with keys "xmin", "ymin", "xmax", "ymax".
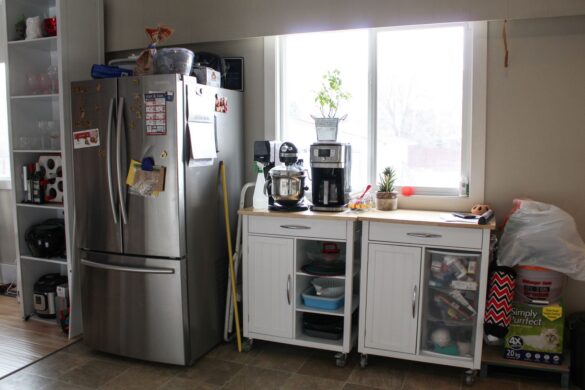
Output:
[
  {"xmin": 296, "ymin": 294, "xmax": 359, "ymax": 317},
  {"xmin": 296, "ymin": 269, "xmax": 359, "ymax": 280},
  {"xmin": 295, "ymin": 332, "xmax": 343, "ymax": 348},
  {"xmin": 425, "ymin": 314, "xmax": 475, "ymax": 327},
  {"xmin": 8, "ymin": 36, "xmax": 58, "ymax": 45},
  {"xmin": 16, "ymin": 203, "xmax": 64, "ymax": 210},
  {"xmin": 20, "ymin": 255, "xmax": 67, "ymax": 265},
  {"xmin": 11, "ymin": 94, "xmax": 59, "ymax": 100},
  {"xmin": 13, "ymin": 149, "xmax": 61, "ymax": 154},
  {"xmin": 420, "ymin": 349, "xmax": 473, "ymax": 362},
  {"xmin": 27, "ymin": 313, "xmax": 59, "ymax": 326}
]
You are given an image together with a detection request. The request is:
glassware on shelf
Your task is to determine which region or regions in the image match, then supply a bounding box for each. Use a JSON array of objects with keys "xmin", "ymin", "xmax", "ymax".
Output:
[
  {"xmin": 49, "ymin": 131, "xmax": 60, "ymax": 150},
  {"xmin": 47, "ymin": 66, "xmax": 58, "ymax": 93},
  {"xmin": 38, "ymin": 73, "xmax": 51, "ymax": 94},
  {"xmin": 26, "ymin": 73, "xmax": 41, "ymax": 95},
  {"xmin": 43, "ymin": 17, "xmax": 57, "ymax": 37}
]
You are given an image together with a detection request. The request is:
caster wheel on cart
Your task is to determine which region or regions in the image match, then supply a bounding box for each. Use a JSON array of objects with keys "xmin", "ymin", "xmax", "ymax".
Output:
[
  {"xmin": 464, "ymin": 369, "xmax": 477, "ymax": 386},
  {"xmin": 242, "ymin": 338, "xmax": 254, "ymax": 353},
  {"xmin": 359, "ymin": 354, "xmax": 368, "ymax": 369},
  {"xmin": 335, "ymin": 353, "xmax": 347, "ymax": 368}
]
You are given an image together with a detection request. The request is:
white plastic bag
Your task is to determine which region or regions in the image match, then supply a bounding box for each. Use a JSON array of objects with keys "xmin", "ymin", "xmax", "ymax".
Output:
[{"xmin": 499, "ymin": 199, "xmax": 585, "ymax": 281}]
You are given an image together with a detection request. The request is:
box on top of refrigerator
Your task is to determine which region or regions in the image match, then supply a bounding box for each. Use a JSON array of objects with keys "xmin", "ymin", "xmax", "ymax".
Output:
[
  {"xmin": 193, "ymin": 66, "xmax": 220, "ymax": 87},
  {"xmin": 505, "ymin": 302, "xmax": 564, "ymax": 365}
]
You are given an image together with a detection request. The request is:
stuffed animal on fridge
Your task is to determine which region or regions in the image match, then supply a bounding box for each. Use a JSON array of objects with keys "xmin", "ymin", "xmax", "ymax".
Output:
[{"xmin": 484, "ymin": 265, "xmax": 516, "ymax": 337}]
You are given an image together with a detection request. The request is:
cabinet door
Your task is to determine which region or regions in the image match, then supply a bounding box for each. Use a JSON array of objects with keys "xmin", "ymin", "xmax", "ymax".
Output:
[
  {"xmin": 365, "ymin": 244, "xmax": 421, "ymax": 354},
  {"xmin": 247, "ymin": 236, "xmax": 294, "ymax": 339}
]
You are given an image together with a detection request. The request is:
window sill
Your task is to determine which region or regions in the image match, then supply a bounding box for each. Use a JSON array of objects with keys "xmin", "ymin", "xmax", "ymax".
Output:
[{"xmin": 0, "ymin": 181, "xmax": 12, "ymax": 190}]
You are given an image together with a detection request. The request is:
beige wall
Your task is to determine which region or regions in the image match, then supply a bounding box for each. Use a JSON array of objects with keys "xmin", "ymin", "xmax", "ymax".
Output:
[
  {"xmin": 485, "ymin": 16, "xmax": 585, "ymax": 313},
  {"xmin": 102, "ymin": 0, "xmax": 585, "ymax": 52}
]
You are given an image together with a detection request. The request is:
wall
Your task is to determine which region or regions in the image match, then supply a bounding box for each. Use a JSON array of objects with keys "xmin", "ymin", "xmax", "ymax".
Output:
[
  {"xmin": 485, "ymin": 16, "xmax": 585, "ymax": 313},
  {"xmin": 102, "ymin": 0, "xmax": 585, "ymax": 52},
  {"xmin": 0, "ymin": 190, "xmax": 17, "ymax": 283}
]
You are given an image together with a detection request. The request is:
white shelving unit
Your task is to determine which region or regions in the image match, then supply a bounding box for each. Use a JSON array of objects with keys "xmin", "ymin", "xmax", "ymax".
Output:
[{"xmin": 2, "ymin": 0, "xmax": 103, "ymax": 338}]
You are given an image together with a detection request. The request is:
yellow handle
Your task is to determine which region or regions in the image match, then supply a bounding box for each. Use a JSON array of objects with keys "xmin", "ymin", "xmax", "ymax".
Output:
[{"xmin": 220, "ymin": 161, "xmax": 242, "ymax": 352}]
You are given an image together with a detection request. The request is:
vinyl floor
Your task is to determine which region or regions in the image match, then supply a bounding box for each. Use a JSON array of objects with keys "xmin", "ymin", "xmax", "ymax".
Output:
[
  {"xmin": 0, "ymin": 295, "xmax": 75, "ymax": 379},
  {"xmin": 0, "ymin": 337, "xmax": 576, "ymax": 389}
]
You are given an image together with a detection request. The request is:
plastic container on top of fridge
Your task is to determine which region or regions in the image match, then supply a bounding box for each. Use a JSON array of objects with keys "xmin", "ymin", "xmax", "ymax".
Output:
[{"xmin": 154, "ymin": 48, "xmax": 195, "ymax": 75}]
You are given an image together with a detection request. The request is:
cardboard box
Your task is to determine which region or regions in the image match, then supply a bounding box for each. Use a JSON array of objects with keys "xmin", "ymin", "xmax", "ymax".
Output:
[
  {"xmin": 193, "ymin": 66, "xmax": 220, "ymax": 87},
  {"xmin": 505, "ymin": 302, "xmax": 564, "ymax": 364}
]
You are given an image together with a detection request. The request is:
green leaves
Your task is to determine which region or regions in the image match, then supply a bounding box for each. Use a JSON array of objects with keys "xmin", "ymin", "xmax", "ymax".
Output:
[
  {"xmin": 314, "ymin": 69, "xmax": 351, "ymax": 118},
  {"xmin": 378, "ymin": 166, "xmax": 397, "ymax": 193}
]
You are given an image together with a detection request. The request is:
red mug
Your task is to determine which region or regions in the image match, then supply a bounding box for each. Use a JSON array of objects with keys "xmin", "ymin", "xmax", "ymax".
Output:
[{"xmin": 44, "ymin": 17, "xmax": 57, "ymax": 37}]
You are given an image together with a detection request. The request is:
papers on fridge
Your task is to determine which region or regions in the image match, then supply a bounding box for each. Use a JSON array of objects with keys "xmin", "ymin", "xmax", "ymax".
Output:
[{"xmin": 187, "ymin": 85, "xmax": 216, "ymax": 167}]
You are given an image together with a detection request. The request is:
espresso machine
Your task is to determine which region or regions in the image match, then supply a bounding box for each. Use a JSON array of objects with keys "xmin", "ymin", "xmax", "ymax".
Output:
[
  {"xmin": 265, "ymin": 142, "xmax": 309, "ymax": 211},
  {"xmin": 310, "ymin": 143, "xmax": 351, "ymax": 211}
]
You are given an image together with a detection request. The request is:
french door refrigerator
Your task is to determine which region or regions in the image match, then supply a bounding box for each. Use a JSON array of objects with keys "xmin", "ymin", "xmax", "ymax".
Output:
[{"xmin": 70, "ymin": 74, "xmax": 243, "ymax": 365}]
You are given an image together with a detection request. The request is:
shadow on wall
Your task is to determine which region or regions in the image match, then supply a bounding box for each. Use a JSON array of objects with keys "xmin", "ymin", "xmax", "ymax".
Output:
[{"xmin": 0, "ymin": 190, "xmax": 17, "ymax": 268}]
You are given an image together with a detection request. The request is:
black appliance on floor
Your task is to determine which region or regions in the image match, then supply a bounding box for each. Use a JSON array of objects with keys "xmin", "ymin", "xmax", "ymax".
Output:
[{"xmin": 33, "ymin": 273, "xmax": 68, "ymax": 319}]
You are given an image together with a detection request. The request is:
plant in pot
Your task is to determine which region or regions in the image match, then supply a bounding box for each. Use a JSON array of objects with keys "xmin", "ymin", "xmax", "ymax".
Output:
[
  {"xmin": 376, "ymin": 166, "xmax": 398, "ymax": 211},
  {"xmin": 312, "ymin": 69, "xmax": 351, "ymax": 142}
]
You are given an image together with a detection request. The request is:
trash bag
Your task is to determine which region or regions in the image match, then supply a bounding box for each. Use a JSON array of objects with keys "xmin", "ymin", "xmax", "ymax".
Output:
[{"xmin": 498, "ymin": 199, "xmax": 585, "ymax": 281}]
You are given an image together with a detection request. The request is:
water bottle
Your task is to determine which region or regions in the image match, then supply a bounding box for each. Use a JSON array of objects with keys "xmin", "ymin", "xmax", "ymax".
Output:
[{"xmin": 253, "ymin": 162, "xmax": 269, "ymax": 209}]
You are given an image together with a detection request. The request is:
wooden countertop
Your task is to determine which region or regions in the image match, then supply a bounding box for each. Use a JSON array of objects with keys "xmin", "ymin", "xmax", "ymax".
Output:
[
  {"xmin": 358, "ymin": 209, "xmax": 496, "ymax": 230},
  {"xmin": 238, "ymin": 208, "xmax": 496, "ymax": 229}
]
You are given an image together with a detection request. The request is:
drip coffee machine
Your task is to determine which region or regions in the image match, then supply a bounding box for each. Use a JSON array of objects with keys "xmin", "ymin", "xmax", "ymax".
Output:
[{"xmin": 310, "ymin": 143, "xmax": 351, "ymax": 212}]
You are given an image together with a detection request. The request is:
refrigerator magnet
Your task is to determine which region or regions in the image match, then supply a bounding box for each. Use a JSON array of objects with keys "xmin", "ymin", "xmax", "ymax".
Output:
[
  {"xmin": 73, "ymin": 129, "xmax": 100, "ymax": 149},
  {"xmin": 144, "ymin": 92, "xmax": 167, "ymax": 135}
]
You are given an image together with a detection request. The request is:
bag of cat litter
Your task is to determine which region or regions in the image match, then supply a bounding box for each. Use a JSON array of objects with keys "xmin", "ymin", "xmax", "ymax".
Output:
[{"xmin": 505, "ymin": 302, "xmax": 564, "ymax": 364}]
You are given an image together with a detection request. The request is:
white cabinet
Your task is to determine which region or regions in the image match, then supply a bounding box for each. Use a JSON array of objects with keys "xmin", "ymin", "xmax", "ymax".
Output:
[
  {"xmin": 359, "ymin": 218, "xmax": 493, "ymax": 377},
  {"xmin": 364, "ymin": 244, "xmax": 421, "ymax": 354},
  {"xmin": 247, "ymin": 235, "xmax": 294, "ymax": 339},
  {"xmin": 242, "ymin": 212, "xmax": 360, "ymax": 366},
  {"xmin": 2, "ymin": 0, "xmax": 103, "ymax": 338}
]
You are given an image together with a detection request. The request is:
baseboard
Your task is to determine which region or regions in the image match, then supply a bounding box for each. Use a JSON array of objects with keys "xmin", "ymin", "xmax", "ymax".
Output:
[{"xmin": 0, "ymin": 263, "xmax": 17, "ymax": 284}]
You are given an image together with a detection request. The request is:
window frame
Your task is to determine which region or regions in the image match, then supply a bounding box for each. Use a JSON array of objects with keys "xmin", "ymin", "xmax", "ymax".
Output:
[{"xmin": 266, "ymin": 21, "xmax": 487, "ymax": 210}]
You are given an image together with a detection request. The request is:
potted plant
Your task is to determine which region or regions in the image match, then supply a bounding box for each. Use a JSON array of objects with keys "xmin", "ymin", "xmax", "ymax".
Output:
[
  {"xmin": 376, "ymin": 166, "xmax": 398, "ymax": 211},
  {"xmin": 312, "ymin": 69, "xmax": 351, "ymax": 141}
]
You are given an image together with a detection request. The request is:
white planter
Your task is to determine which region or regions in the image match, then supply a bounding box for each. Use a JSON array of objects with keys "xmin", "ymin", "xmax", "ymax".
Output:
[
  {"xmin": 375, "ymin": 192, "xmax": 398, "ymax": 211},
  {"xmin": 314, "ymin": 117, "xmax": 340, "ymax": 142}
]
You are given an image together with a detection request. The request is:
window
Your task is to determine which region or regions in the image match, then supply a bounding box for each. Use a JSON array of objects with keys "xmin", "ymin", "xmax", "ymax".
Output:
[
  {"xmin": 0, "ymin": 18, "xmax": 11, "ymax": 189},
  {"xmin": 276, "ymin": 22, "xmax": 486, "ymax": 208}
]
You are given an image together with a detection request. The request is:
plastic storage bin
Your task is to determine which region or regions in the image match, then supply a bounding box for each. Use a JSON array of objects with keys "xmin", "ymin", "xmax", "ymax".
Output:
[
  {"xmin": 154, "ymin": 48, "xmax": 195, "ymax": 75},
  {"xmin": 311, "ymin": 278, "xmax": 345, "ymax": 297},
  {"xmin": 515, "ymin": 265, "xmax": 566, "ymax": 304},
  {"xmin": 302, "ymin": 287, "xmax": 344, "ymax": 310}
]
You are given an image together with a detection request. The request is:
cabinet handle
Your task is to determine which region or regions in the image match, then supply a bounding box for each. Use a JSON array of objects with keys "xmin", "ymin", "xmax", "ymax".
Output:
[
  {"xmin": 286, "ymin": 275, "xmax": 291, "ymax": 305},
  {"xmin": 412, "ymin": 285, "xmax": 418, "ymax": 318},
  {"xmin": 280, "ymin": 225, "xmax": 311, "ymax": 230},
  {"xmin": 407, "ymin": 232, "xmax": 442, "ymax": 239}
]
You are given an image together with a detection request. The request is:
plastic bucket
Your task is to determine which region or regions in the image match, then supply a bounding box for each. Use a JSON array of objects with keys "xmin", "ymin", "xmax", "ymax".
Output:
[{"xmin": 515, "ymin": 265, "xmax": 566, "ymax": 304}]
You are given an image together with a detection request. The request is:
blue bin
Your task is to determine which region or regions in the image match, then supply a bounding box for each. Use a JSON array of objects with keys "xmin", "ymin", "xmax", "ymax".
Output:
[{"xmin": 302, "ymin": 287, "xmax": 344, "ymax": 310}]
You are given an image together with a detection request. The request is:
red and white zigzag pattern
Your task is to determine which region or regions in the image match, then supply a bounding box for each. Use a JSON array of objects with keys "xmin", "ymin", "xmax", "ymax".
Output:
[{"xmin": 485, "ymin": 271, "xmax": 515, "ymax": 327}]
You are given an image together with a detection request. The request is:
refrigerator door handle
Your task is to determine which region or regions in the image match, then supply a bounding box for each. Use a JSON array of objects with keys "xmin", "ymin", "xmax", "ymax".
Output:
[
  {"xmin": 214, "ymin": 115, "xmax": 219, "ymax": 153},
  {"xmin": 81, "ymin": 259, "xmax": 175, "ymax": 274},
  {"xmin": 116, "ymin": 97, "xmax": 129, "ymax": 225},
  {"xmin": 106, "ymin": 97, "xmax": 119, "ymax": 224}
]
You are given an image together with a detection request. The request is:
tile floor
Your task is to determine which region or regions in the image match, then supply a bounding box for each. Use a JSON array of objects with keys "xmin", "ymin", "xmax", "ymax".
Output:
[{"xmin": 0, "ymin": 340, "xmax": 573, "ymax": 389}]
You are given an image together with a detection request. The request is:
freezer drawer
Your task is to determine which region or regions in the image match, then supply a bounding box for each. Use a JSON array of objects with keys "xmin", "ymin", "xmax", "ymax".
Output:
[{"xmin": 80, "ymin": 252, "xmax": 189, "ymax": 365}]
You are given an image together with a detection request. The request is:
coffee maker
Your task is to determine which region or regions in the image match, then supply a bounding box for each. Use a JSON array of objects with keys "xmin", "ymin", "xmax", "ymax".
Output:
[{"xmin": 310, "ymin": 143, "xmax": 351, "ymax": 211}]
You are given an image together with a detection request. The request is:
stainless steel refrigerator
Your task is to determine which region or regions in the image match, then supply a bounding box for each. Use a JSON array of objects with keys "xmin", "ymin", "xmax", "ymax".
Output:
[{"xmin": 70, "ymin": 74, "xmax": 243, "ymax": 365}]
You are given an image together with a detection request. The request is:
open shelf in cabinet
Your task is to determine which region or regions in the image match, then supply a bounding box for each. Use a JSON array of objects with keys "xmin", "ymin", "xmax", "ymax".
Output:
[
  {"xmin": 16, "ymin": 205, "xmax": 65, "ymax": 258},
  {"xmin": 4, "ymin": 0, "xmax": 57, "ymax": 42},
  {"xmin": 19, "ymin": 256, "xmax": 66, "ymax": 325},
  {"xmin": 20, "ymin": 255, "xmax": 67, "ymax": 265},
  {"xmin": 7, "ymin": 35, "xmax": 57, "ymax": 46}
]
